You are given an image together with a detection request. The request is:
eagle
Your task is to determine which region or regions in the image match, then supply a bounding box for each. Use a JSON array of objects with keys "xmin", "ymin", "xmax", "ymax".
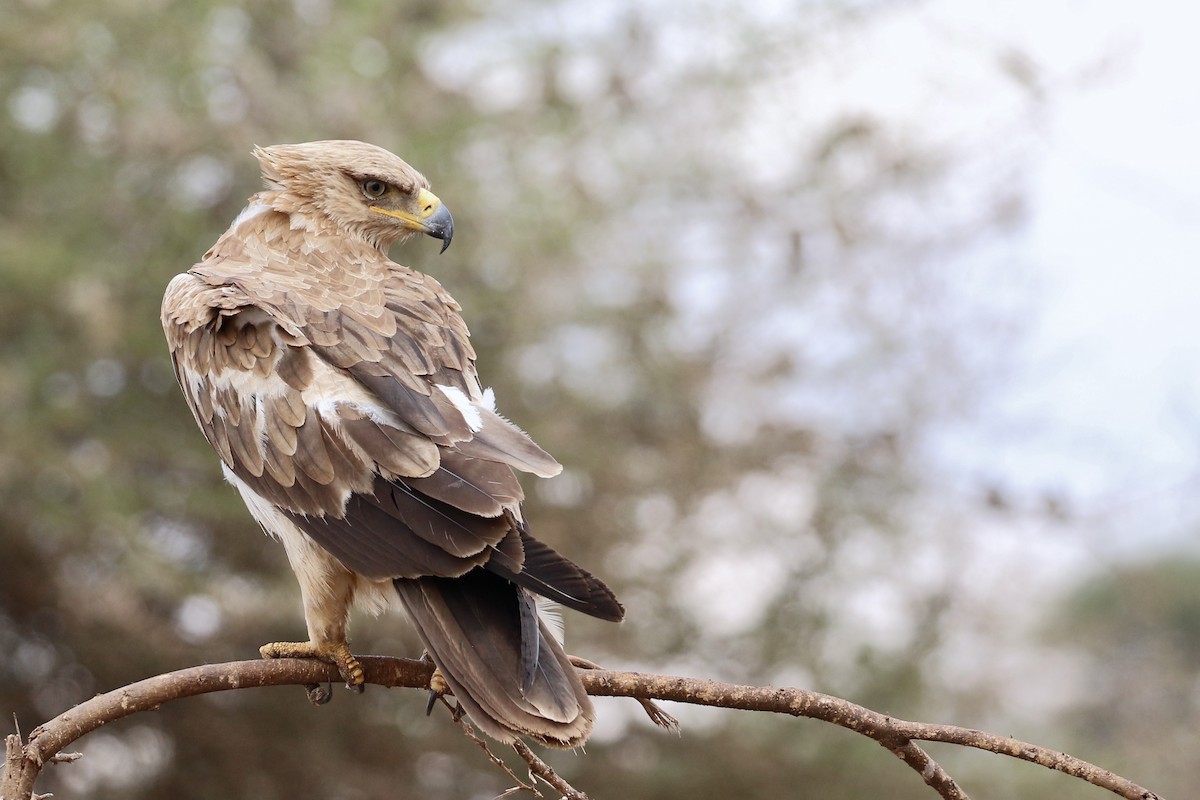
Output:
[{"xmin": 161, "ymin": 140, "xmax": 623, "ymax": 747}]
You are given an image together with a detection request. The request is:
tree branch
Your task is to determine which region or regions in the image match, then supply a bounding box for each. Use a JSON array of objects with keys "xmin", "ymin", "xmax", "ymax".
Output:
[
  {"xmin": 1, "ymin": 657, "xmax": 1160, "ymax": 800},
  {"xmin": 582, "ymin": 670, "xmax": 1160, "ymax": 800}
]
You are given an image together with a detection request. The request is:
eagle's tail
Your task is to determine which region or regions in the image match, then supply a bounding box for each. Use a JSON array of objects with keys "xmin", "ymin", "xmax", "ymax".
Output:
[{"xmin": 393, "ymin": 569, "xmax": 594, "ymax": 747}]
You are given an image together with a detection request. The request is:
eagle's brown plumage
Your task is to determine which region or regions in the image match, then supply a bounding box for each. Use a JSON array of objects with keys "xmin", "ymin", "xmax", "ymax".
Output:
[{"xmin": 161, "ymin": 140, "xmax": 622, "ymax": 747}]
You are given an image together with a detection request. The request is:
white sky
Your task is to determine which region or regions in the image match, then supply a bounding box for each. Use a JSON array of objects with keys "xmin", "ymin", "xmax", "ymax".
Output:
[
  {"xmin": 730, "ymin": 0, "xmax": 1200, "ymax": 552},
  {"xmin": 952, "ymin": 0, "xmax": 1200, "ymax": 550}
]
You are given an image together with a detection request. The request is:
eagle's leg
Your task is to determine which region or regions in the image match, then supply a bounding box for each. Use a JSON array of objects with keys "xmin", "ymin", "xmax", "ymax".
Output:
[{"xmin": 258, "ymin": 521, "xmax": 366, "ymax": 691}]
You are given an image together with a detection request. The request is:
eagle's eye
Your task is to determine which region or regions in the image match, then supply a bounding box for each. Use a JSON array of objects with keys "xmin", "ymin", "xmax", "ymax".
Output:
[{"xmin": 361, "ymin": 179, "xmax": 388, "ymax": 199}]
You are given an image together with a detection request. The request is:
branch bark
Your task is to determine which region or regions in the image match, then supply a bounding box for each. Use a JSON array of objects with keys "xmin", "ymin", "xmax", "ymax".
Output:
[{"xmin": 1, "ymin": 657, "xmax": 1160, "ymax": 800}]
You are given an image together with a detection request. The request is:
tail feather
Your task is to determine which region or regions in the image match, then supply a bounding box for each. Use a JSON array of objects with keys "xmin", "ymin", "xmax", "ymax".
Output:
[
  {"xmin": 487, "ymin": 528, "xmax": 625, "ymax": 622},
  {"xmin": 394, "ymin": 569, "xmax": 594, "ymax": 747}
]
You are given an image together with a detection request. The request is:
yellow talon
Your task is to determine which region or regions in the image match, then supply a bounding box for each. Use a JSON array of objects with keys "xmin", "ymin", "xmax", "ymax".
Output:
[
  {"xmin": 259, "ymin": 640, "xmax": 365, "ymax": 688},
  {"xmin": 429, "ymin": 667, "xmax": 451, "ymax": 695},
  {"xmin": 425, "ymin": 666, "xmax": 453, "ymax": 716}
]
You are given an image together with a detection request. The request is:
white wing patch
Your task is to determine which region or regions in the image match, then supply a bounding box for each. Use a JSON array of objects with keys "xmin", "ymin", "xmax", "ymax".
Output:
[
  {"xmin": 436, "ymin": 384, "xmax": 483, "ymax": 432},
  {"xmin": 536, "ymin": 597, "xmax": 566, "ymax": 645},
  {"xmin": 305, "ymin": 359, "xmax": 392, "ymax": 419}
]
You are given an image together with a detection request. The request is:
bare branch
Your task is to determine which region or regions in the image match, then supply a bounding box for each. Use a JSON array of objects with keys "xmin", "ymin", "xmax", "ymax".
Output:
[
  {"xmin": 2, "ymin": 657, "xmax": 431, "ymax": 800},
  {"xmin": 581, "ymin": 669, "xmax": 1160, "ymax": 800},
  {"xmin": 1, "ymin": 657, "xmax": 1161, "ymax": 800}
]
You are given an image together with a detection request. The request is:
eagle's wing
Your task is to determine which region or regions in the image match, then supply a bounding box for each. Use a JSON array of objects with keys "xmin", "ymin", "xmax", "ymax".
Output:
[{"xmin": 162, "ymin": 215, "xmax": 621, "ymax": 620}]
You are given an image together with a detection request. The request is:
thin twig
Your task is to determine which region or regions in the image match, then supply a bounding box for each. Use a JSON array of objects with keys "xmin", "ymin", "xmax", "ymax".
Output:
[
  {"xmin": 43, "ymin": 754, "xmax": 80, "ymax": 765},
  {"xmin": 511, "ymin": 740, "xmax": 590, "ymax": 800},
  {"xmin": 882, "ymin": 737, "xmax": 968, "ymax": 800},
  {"xmin": 444, "ymin": 697, "xmax": 539, "ymax": 797},
  {"xmin": 569, "ymin": 656, "xmax": 679, "ymax": 733}
]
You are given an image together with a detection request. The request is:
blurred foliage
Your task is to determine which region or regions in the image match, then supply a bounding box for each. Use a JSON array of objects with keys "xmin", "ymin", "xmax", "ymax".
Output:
[
  {"xmin": 0, "ymin": 0, "xmax": 1175, "ymax": 797},
  {"xmin": 1036, "ymin": 558, "xmax": 1200, "ymax": 799}
]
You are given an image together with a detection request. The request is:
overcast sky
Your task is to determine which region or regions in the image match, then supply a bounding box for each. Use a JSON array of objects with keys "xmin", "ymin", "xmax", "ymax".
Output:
[
  {"xmin": 841, "ymin": 0, "xmax": 1200, "ymax": 558},
  {"xmin": 970, "ymin": 0, "xmax": 1198, "ymax": 550}
]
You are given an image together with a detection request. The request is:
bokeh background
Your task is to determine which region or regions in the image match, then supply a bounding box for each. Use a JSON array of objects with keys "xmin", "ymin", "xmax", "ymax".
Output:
[{"xmin": 2, "ymin": 1, "xmax": 1197, "ymax": 797}]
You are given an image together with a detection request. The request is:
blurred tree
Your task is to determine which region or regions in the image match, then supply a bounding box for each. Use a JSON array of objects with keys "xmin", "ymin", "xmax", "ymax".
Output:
[
  {"xmin": 0, "ymin": 0, "xmax": 1124, "ymax": 798},
  {"xmin": 1035, "ymin": 557, "xmax": 1200, "ymax": 800}
]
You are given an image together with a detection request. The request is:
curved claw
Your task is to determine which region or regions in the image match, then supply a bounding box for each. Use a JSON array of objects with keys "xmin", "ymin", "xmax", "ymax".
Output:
[{"xmin": 306, "ymin": 683, "xmax": 333, "ymax": 705}]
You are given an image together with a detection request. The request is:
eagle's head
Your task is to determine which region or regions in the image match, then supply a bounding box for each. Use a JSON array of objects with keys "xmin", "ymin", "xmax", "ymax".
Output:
[{"xmin": 252, "ymin": 140, "xmax": 454, "ymax": 252}]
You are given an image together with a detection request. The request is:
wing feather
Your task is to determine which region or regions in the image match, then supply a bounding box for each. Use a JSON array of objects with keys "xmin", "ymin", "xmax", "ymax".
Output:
[
  {"xmin": 285, "ymin": 478, "xmax": 499, "ymax": 580},
  {"xmin": 227, "ymin": 399, "xmax": 265, "ymax": 477},
  {"xmin": 206, "ymin": 409, "xmax": 235, "ymax": 465},
  {"xmin": 454, "ymin": 408, "xmax": 562, "ymax": 478},
  {"xmin": 486, "ymin": 528, "xmax": 624, "ymax": 622},
  {"xmin": 216, "ymin": 386, "xmax": 240, "ymax": 425},
  {"xmin": 380, "ymin": 481, "xmax": 507, "ymax": 556},
  {"xmin": 262, "ymin": 434, "xmax": 298, "ymax": 486},
  {"xmin": 276, "ymin": 346, "xmax": 313, "ymax": 391},
  {"xmin": 404, "ymin": 449, "xmax": 523, "ymax": 517},
  {"xmin": 263, "ymin": 398, "xmax": 300, "ymax": 455},
  {"xmin": 292, "ymin": 406, "xmax": 335, "ymax": 484},
  {"xmin": 273, "ymin": 389, "xmax": 307, "ymax": 428},
  {"xmin": 349, "ymin": 369, "xmax": 471, "ymax": 444},
  {"xmin": 338, "ymin": 409, "xmax": 440, "ymax": 477}
]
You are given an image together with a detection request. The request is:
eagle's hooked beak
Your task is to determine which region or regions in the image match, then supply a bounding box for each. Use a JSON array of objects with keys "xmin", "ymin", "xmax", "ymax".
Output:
[
  {"xmin": 417, "ymin": 189, "xmax": 454, "ymax": 253},
  {"xmin": 370, "ymin": 188, "xmax": 455, "ymax": 253}
]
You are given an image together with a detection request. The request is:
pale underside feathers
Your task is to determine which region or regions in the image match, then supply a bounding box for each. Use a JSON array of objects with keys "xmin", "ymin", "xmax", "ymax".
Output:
[{"xmin": 161, "ymin": 140, "xmax": 622, "ymax": 747}]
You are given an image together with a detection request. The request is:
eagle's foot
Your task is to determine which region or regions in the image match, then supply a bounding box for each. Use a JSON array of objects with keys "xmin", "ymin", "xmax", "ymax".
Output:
[
  {"xmin": 259, "ymin": 640, "xmax": 365, "ymax": 690},
  {"xmin": 424, "ymin": 666, "xmax": 452, "ymax": 716},
  {"xmin": 429, "ymin": 666, "xmax": 451, "ymax": 695}
]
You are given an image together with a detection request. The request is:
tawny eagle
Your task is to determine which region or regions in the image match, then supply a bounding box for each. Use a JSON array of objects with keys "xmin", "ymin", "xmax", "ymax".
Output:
[{"xmin": 161, "ymin": 140, "xmax": 623, "ymax": 747}]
